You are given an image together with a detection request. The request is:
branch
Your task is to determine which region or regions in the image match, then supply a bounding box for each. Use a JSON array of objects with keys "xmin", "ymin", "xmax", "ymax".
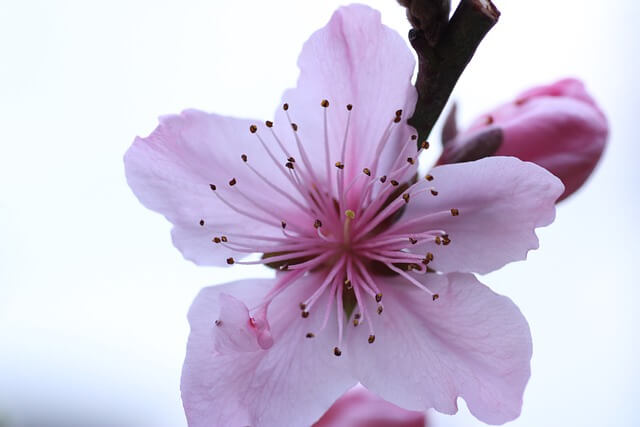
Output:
[{"xmin": 402, "ymin": 0, "xmax": 500, "ymax": 143}]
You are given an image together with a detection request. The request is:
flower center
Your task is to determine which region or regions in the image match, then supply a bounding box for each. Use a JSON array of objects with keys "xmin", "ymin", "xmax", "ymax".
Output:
[{"xmin": 204, "ymin": 100, "xmax": 459, "ymax": 355}]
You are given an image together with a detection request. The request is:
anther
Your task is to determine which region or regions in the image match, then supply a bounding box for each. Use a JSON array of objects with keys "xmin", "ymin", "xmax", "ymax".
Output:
[
  {"xmin": 426, "ymin": 252, "xmax": 434, "ymax": 262},
  {"xmin": 402, "ymin": 193, "xmax": 410, "ymax": 203},
  {"xmin": 285, "ymin": 161, "xmax": 295, "ymax": 169},
  {"xmin": 407, "ymin": 157, "xmax": 415, "ymax": 165},
  {"xmin": 375, "ymin": 293, "xmax": 383, "ymax": 303},
  {"xmin": 430, "ymin": 188, "xmax": 439, "ymax": 196},
  {"xmin": 321, "ymin": 99, "xmax": 329, "ymax": 108},
  {"xmin": 353, "ymin": 318, "xmax": 360, "ymax": 327},
  {"xmin": 209, "ymin": 184, "xmax": 217, "ymax": 191},
  {"xmin": 393, "ymin": 116, "xmax": 401, "ymax": 123},
  {"xmin": 435, "ymin": 236, "xmax": 442, "ymax": 245},
  {"xmin": 241, "ymin": 154, "xmax": 248, "ymax": 162},
  {"xmin": 281, "ymin": 220, "xmax": 287, "ymax": 229},
  {"xmin": 379, "ymin": 175, "xmax": 387, "ymax": 183},
  {"xmin": 432, "ymin": 294, "xmax": 440, "ymax": 301},
  {"xmin": 409, "ymin": 237, "xmax": 418, "ymax": 245},
  {"xmin": 345, "ymin": 210, "xmax": 355, "ymax": 220},
  {"xmin": 301, "ymin": 311, "xmax": 310, "ymax": 318},
  {"xmin": 395, "ymin": 109, "xmax": 403, "ymax": 117},
  {"xmin": 229, "ymin": 178, "xmax": 237, "ymax": 186},
  {"xmin": 411, "ymin": 135, "xmax": 417, "ymax": 140},
  {"xmin": 362, "ymin": 168, "xmax": 371, "ymax": 176},
  {"xmin": 299, "ymin": 302, "xmax": 307, "ymax": 310},
  {"xmin": 213, "ymin": 237, "xmax": 221, "ymax": 244},
  {"xmin": 425, "ymin": 174, "xmax": 434, "ymax": 181},
  {"xmin": 486, "ymin": 115, "xmax": 494, "ymax": 125},
  {"xmin": 377, "ymin": 305, "xmax": 384, "ymax": 315},
  {"xmin": 306, "ymin": 332, "xmax": 315, "ymax": 338},
  {"xmin": 335, "ymin": 161, "xmax": 344, "ymax": 170},
  {"xmin": 283, "ymin": 103, "xmax": 289, "ymax": 111},
  {"xmin": 451, "ymin": 208, "xmax": 460, "ymax": 216},
  {"xmin": 355, "ymin": 313, "xmax": 361, "ymax": 320},
  {"xmin": 214, "ymin": 319, "xmax": 222, "ymax": 327},
  {"xmin": 249, "ymin": 124, "xmax": 257, "ymax": 133},
  {"xmin": 221, "ymin": 236, "xmax": 228, "ymax": 242},
  {"xmin": 314, "ymin": 219, "xmax": 323, "ymax": 228},
  {"xmin": 346, "ymin": 104, "xmax": 353, "ymax": 111},
  {"xmin": 368, "ymin": 335, "xmax": 376, "ymax": 344},
  {"xmin": 421, "ymin": 141, "xmax": 430, "ymax": 150},
  {"xmin": 291, "ymin": 123, "xmax": 298, "ymax": 131},
  {"xmin": 265, "ymin": 120, "xmax": 273, "ymax": 128},
  {"xmin": 334, "ymin": 347, "xmax": 342, "ymax": 356},
  {"xmin": 442, "ymin": 234, "xmax": 451, "ymax": 245},
  {"xmin": 287, "ymin": 157, "xmax": 296, "ymax": 163},
  {"xmin": 199, "ymin": 219, "xmax": 205, "ymax": 226},
  {"xmin": 226, "ymin": 257, "xmax": 235, "ymax": 265},
  {"xmin": 390, "ymin": 180, "xmax": 399, "ymax": 186}
]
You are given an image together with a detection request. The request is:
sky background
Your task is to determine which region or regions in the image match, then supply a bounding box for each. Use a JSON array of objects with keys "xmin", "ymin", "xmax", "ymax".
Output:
[{"xmin": 1, "ymin": 0, "xmax": 638, "ymax": 426}]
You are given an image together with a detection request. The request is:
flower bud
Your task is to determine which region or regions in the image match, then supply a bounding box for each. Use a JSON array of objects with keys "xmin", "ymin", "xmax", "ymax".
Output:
[{"xmin": 439, "ymin": 78, "xmax": 608, "ymax": 201}]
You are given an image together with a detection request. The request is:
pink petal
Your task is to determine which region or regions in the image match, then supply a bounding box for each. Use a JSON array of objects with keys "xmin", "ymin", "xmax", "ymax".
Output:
[
  {"xmin": 314, "ymin": 385, "xmax": 426, "ymax": 427},
  {"xmin": 181, "ymin": 275, "xmax": 357, "ymax": 427},
  {"xmin": 273, "ymin": 4, "xmax": 418, "ymax": 186},
  {"xmin": 395, "ymin": 156, "xmax": 563, "ymax": 274},
  {"xmin": 213, "ymin": 293, "xmax": 272, "ymax": 353},
  {"xmin": 124, "ymin": 110, "xmax": 311, "ymax": 266},
  {"xmin": 346, "ymin": 273, "xmax": 532, "ymax": 425}
]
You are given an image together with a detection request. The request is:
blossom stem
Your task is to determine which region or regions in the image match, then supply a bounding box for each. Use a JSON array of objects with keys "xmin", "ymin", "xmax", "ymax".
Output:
[{"xmin": 403, "ymin": 0, "xmax": 501, "ymax": 143}]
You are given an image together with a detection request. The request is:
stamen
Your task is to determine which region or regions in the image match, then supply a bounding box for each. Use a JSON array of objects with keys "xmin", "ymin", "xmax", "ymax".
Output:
[
  {"xmin": 242, "ymin": 156, "xmax": 310, "ymax": 214},
  {"xmin": 321, "ymin": 99, "xmax": 333, "ymax": 194}
]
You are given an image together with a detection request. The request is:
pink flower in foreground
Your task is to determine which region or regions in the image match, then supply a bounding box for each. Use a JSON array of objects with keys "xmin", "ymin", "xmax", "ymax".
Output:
[
  {"xmin": 439, "ymin": 78, "xmax": 608, "ymax": 201},
  {"xmin": 124, "ymin": 5, "xmax": 564, "ymax": 426},
  {"xmin": 314, "ymin": 386, "xmax": 426, "ymax": 427}
]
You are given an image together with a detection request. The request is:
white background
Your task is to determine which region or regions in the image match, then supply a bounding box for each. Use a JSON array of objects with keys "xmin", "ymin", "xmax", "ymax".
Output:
[{"xmin": 1, "ymin": 1, "xmax": 638, "ymax": 426}]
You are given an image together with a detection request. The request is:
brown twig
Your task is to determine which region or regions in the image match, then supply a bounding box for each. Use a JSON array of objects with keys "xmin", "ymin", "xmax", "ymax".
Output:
[{"xmin": 401, "ymin": 0, "xmax": 500, "ymax": 144}]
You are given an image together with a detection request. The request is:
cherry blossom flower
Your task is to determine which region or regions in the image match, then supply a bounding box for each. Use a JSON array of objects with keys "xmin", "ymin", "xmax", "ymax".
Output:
[
  {"xmin": 313, "ymin": 385, "xmax": 426, "ymax": 427},
  {"xmin": 439, "ymin": 78, "xmax": 608, "ymax": 201},
  {"xmin": 124, "ymin": 4, "xmax": 564, "ymax": 426}
]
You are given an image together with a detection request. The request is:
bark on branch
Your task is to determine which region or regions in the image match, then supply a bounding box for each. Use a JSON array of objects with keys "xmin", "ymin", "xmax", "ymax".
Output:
[{"xmin": 401, "ymin": 0, "xmax": 500, "ymax": 143}]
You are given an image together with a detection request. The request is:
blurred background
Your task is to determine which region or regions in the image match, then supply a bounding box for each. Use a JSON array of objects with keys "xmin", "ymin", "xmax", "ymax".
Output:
[{"xmin": 0, "ymin": 0, "xmax": 638, "ymax": 426}]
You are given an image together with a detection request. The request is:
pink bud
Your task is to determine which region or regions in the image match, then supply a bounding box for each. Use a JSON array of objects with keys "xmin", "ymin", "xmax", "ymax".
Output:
[
  {"xmin": 440, "ymin": 78, "xmax": 608, "ymax": 201},
  {"xmin": 313, "ymin": 386, "xmax": 426, "ymax": 427}
]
